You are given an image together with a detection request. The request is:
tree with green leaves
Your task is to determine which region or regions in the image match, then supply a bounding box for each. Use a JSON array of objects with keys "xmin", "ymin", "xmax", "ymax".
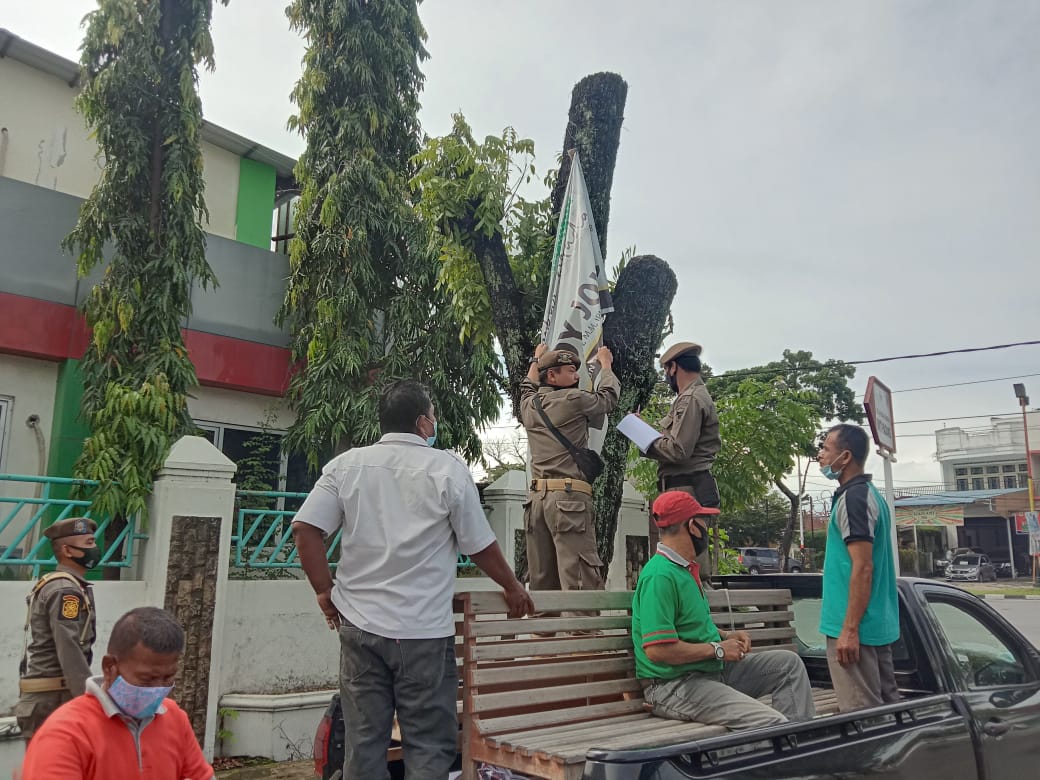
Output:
[
  {"xmin": 65, "ymin": 1, "xmax": 228, "ymax": 543},
  {"xmin": 414, "ymin": 75, "xmax": 677, "ymax": 569},
  {"xmin": 725, "ymin": 491, "xmax": 792, "ymax": 548},
  {"xmin": 707, "ymin": 350, "xmax": 864, "ymax": 565},
  {"xmin": 279, "ymin": 0, "xmax": 501, "ymax": 467},
  {"xmin": 628, "ymin": 375, "xmax": 818, "ymax": 568}
]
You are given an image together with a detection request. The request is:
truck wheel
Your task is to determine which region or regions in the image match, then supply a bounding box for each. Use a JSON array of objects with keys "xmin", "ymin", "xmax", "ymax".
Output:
[
  {"xmin": 749, "ymin": 566, "xmax": 761, "ymax": 575},
  {"xmin": 789, "ymin": 565, "xmax": 801, "ymax": 573}
]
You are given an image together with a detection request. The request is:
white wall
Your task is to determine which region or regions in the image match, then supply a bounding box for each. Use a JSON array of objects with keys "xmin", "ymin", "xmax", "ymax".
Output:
[
  {"xmin": 0, "ymin": 355, "xmax": 58, "ymax": 551},
  {"xmin": 189, "ymin": 386, "xmax": 295, "ymax": 431},
  {"xmin": 199, "ymin": 141, "xmax": 240, "ymax": 240},
  {"xmin": 0, "ymin": 58, "xmax": 242, "ymax": 239},
  {"xmin": 219, "ymin": 580, "xmax": 339, "ymax": 696},
  {"xmin": 0, "ymin": 58, "xmax": 99, "ymax": 199},
  {"xmin": 0, "ymin": 355, "xmax": 58, "ymax": 480}
]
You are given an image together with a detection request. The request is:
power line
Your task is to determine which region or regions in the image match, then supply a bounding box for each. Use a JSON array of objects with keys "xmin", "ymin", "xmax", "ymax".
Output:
[
  {"xmin": 847, "ymin": 340, "xmax": 1040, "ymax": 366},
  {"xmin": 895, "ymin": 412, "xmax": 1019, "ymax": 425},
  {"xmin": 712, "ymin": 339, "xmax": 1040, "ymax": 382},
  {"xmin": 857, "ymin": 372, "xmax": 1040, "ymax": 397}
]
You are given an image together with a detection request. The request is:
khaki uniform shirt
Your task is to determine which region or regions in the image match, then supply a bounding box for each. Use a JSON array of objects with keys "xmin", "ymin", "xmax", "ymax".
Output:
[
  {"xmin": 650, "ymin": 376, "xmax": 721, "ymax": 477},
  {"xmin": 520, "ymin": 369, "xmax": 621, "ymax": 480},
  {"xmin": 22, "ymin": 565, "xmax": 96, "ymax": 696}
]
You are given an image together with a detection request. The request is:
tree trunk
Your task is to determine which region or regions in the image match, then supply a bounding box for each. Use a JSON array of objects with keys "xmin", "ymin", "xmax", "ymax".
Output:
[
  {"xmin": 550, "ymin": 73, "xmax": 628, "ymax": 260},
  {"xmin": 594, "ymin": 255, "xmax": 677, "ymax": 567},
  {"xmin": 775, "ymin": 479, "xmax": 799, "ymax": 571},
  {"xmin": 451, "ymin": 210, "xmax": 534, "ymax": 418}
]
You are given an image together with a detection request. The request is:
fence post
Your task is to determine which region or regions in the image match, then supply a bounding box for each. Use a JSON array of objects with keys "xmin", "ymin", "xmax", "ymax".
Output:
[
  {"xmin": 482, "ymin": 470, "xmax": 528, "ymax": 577},
  {"xmin": 143, "ymin": 435, "xmax": 237, "ymax": 760}
]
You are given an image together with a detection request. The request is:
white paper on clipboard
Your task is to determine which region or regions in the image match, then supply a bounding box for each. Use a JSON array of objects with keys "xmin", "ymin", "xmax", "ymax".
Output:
[{"xmin": 616, "ymin": 413, "xmax": 662, "ymax": 453}]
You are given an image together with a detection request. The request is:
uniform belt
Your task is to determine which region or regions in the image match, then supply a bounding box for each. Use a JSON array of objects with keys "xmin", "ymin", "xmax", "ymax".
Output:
[
  {"xmin": 530, "ymin": 478, "xmax": 593, "ymax": 495},
  {"xmin": 19, "ymin": 677, "xmax": 67, "ymax": 694},
  {"xmin": 659, "ymin": 472, "xmax": 706, "ymax": 491}
]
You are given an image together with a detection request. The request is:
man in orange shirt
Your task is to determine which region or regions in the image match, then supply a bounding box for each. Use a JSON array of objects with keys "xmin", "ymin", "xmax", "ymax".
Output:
[{"xmin": 21, "ymin": 606, "xmax": 213, "ymax": 780}]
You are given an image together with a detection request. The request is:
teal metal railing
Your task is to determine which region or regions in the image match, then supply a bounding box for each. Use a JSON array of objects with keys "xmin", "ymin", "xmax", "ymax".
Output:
[
  {"xmin": 232, "ymin": 489, "xmax": 475, "ymax": 570},
  {"xmin": 0, "ymin": 474, "xmax": 146, "ymax": 578}
]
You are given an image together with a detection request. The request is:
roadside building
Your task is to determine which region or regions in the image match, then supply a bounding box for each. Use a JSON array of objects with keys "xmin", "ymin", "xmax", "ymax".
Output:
[{"xmin": 0, "ymin": 30, "xmax": 306, "ymax": 547}]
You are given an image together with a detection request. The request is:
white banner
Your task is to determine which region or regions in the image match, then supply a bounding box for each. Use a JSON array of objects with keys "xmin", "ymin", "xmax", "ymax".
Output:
[{"xmin": 541, "ymin": 153, "xmax": 614, "ymax": 451}]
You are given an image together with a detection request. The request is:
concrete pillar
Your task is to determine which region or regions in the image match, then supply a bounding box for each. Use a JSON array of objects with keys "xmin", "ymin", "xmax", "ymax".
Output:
[
  {"xmin": 606, "ymin": 482, "xmax": 649, "ymax": 591},
  {"xmin": 482, "ymin": 470, "xmax": 528, "ymax": 576},
  {"xmin": 143, "ymin": 435, "xmax": 236, "ymax": 760}
]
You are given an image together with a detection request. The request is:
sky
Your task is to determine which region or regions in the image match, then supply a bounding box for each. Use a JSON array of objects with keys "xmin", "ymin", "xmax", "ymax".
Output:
[{"xmin": 5, "ymin": 1, "xmax": 1039, "ymax": 497}]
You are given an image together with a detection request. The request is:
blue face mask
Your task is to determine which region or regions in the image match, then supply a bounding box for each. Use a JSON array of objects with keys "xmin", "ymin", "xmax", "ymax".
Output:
[
  {"xmin": 425, "ymin": 419, "xmax": 438, "ymax": 448},
  {"xmin": 820, "ymin": 451, "xmax": 847, "ymax": 481},
  {"xmin": 107, "ymin": 675, "xmax": 173, "ymax": 720}
]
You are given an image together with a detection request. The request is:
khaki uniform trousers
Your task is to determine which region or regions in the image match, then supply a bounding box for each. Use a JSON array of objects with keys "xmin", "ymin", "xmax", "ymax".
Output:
[
  {"xmin": 15, "ymin": 689, "xmax": 72, "ymax": 742},
  {"xmin": 525, "ymin": 488, "xmax": 605, "ymax": 594}
]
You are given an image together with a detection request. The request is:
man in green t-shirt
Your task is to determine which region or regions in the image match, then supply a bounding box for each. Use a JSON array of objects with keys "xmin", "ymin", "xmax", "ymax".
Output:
[
  {"xmin": 633, "ymin": 492, "xmax": 814, "ymax": 731},
  {"xmin": 817, "ymin": 424, "xmax": 900, "ymax": 712}
]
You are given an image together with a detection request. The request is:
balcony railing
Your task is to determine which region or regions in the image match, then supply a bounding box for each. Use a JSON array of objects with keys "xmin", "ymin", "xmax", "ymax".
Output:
[{"xmin": 0, "ymin": 474, "xmax": 146, "ymax": 578}]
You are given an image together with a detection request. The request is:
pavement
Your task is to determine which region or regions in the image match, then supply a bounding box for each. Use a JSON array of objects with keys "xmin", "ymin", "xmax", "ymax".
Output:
[{"xmin": 215, "ymin": 760, "xmax": 314, "ymax": 779}]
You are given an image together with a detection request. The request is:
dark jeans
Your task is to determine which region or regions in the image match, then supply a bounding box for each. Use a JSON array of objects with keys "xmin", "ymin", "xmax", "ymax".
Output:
[{"xmin": 338, "ymin": 618, "xmax": 458, "ymax": 780}]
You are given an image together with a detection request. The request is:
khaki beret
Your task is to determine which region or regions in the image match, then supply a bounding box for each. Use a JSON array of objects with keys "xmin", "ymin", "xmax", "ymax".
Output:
[
  {"xmin": 537, "ymin": 349, "xmax": 580, "ymax": 371},
  {"xmin": 44, "ymin": 517, "xmax": 97, "ymax": 541},
  {"xmin": 660, "ymin": 341, "xmax": 703, "ymax": 365}
]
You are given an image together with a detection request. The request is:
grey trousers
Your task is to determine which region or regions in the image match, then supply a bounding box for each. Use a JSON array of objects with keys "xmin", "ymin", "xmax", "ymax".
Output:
[
  {"xmin": 339, "ymin": 619, "xmax": 458, "ymax": 780},
  {"xmin": 644, "ymin": 649, "xmax": 815, "ymax": 731},
  {"xmin": 826, "ymin": 637, "xmax": 899, "ymax": 712}
]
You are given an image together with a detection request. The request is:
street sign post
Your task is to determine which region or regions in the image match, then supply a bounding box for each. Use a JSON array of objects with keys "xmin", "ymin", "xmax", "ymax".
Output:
[
  {"xmin": 864, "ymin": 376, "xmax": 899, "ymax": 575},
  {"xmin": 864, "ymin": 377, "xmax": 896, "ymax": 453}
]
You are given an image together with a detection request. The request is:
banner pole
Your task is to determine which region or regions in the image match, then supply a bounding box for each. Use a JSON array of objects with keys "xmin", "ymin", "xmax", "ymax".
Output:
[{"xmin": 880, "ymin": 447, "xmax": 900, "ymax": 576}]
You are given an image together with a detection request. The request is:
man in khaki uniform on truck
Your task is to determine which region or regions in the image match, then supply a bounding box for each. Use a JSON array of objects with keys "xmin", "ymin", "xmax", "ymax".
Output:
[
  {"xmin": 16, "ymin": 516, "xmax": 99, "ymax": 742},
  {"xmin": 645, "ymin": 341, "xmax": 722, "ymax": 574},
  {"xmin": 520, "ymin": 343, "xmax": 620, "ymax": 593}
]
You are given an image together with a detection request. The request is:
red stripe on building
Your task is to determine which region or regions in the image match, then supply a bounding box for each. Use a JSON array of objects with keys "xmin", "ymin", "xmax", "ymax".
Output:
[
  {"xmin": 184, "ymin": 330, "xmax": 291, "ymax": 397},
  {"xmin": 0, "ymin": 292, "xmax": 290, "ymax": 397},
  {"xmin": 0, "ymin": 292, "xmax": 89, "ymax": 360}
]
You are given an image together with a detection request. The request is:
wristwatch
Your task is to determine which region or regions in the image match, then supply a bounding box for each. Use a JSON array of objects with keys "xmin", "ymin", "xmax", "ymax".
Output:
[{"xmin": 710, "ymin": 641, "xmax": 725, "ymax": 660}]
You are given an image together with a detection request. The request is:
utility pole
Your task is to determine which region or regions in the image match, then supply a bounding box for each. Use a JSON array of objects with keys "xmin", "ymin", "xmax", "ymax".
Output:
[{"xmin": 1013, "ymin": 384, "xmax": 1036, "ymax": 585}]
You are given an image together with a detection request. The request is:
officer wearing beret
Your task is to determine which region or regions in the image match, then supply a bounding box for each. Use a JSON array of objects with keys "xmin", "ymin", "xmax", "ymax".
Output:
[
  {"xmin": 16, "ymin": 517, "xmax": 100, "ymax": 742},
  {"xmin": 520, "ymin": 343, "xmax": 620, "ymax": 596},
  {"xmin": 645, "ymin": 342, "xmax": 722, "ymax": 574}
]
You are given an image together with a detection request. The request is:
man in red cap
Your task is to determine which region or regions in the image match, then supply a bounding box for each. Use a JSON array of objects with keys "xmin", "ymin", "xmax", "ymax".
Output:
[{"xmin": 631, "ymin": 492, "xmax": 814, "ymax": 731}]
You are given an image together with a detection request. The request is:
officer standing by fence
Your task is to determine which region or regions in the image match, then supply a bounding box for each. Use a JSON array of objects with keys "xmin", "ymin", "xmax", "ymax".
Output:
[
  {"xmin": 520, "ymin": 343, "xmax": 620, "ymax": 593},
  {"xmin": 644, "ymin": 342, "xmax": 722, "ymax": 574},
  {"xmin": 16, "ymin": 517, "xmax": 99, "ymax": 742}
]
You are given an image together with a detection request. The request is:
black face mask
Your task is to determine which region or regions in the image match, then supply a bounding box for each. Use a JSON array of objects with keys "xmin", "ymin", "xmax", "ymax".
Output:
[
  {"xmin": 69, "ymin": 545, "xmax": 102, "ymax": 570},
  {"xmin": 666, "ymin": 371, "xmax": 679, "ymax": 394},
  {"xmin": 689, "ymin": 523, "xmax": 709, "ymax": 557}
]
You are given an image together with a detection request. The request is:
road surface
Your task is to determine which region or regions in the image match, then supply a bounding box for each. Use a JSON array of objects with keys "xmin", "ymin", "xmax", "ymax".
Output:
[{"xmin": 986, "ymin": 598, "xmax": 1040, "ymax": 648}]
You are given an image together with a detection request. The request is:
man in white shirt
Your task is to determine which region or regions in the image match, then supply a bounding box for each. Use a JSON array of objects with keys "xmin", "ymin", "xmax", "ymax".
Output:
[{"xmin": 292, "ymin": 380, "xmax": 534, "ymax": 780}]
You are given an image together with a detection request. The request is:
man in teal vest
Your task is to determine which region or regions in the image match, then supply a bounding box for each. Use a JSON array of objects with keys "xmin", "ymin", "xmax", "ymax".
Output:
[{"xmin": 818, "ymin": 424, "xmax": 900, "ymax": 712}]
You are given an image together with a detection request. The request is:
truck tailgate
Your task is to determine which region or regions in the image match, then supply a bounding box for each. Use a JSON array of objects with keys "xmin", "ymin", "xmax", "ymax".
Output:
[{"xmin": 583, "ymin": 695, "xmax": 979, "ymax": 780}]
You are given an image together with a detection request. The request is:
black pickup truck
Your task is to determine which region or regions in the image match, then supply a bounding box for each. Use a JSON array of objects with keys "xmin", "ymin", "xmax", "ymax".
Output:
[{"xmin": 584, "ymin": 574, "xmax": 1040, "ymax": 780}]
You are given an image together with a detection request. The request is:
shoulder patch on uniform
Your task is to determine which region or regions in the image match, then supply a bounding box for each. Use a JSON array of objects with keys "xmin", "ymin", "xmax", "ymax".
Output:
[{"xmin": 60, "ymin": 594, "xmax": 81, "ymax": 620}]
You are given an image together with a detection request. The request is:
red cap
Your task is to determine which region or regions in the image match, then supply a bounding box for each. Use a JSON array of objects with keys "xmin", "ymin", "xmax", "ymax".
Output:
[{"xmin": 652, "ymin": 491, "xmax": 720, "ymax": 527}]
